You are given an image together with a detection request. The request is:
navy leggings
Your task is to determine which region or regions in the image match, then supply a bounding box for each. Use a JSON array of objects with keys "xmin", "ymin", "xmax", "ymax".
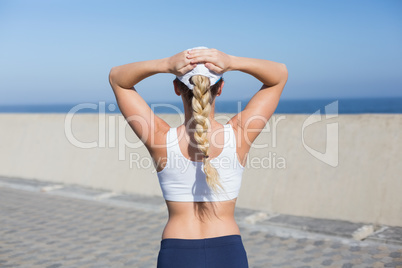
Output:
[{"xmin": 157, "ymin": 234, "xmax": 248, "ymax": 268}]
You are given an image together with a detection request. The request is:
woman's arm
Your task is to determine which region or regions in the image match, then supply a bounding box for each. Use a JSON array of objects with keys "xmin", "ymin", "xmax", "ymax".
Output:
[
  {"xmin": 108, "ymin": 50, "xmax": 196, "ymax": 151},
  {"xmin": 227, "ymin": 56, "xmax": 288, "ymax": 142},
  {"xmin": 188, "ymin": 48, "xmax": 288, "ymax": 151},
  {"xmin": 229, "ymin": 56, "xmax": 287, "ymax": 87},
  {"xmin": 109, "ymin": 58, "xmax": 167, "ymax": 89}
]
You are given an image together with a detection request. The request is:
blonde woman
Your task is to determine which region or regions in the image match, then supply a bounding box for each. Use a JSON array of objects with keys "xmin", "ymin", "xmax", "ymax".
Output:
[{"xmin": 109, "ymin": 47, "xmax": 288, "ymax": 268}]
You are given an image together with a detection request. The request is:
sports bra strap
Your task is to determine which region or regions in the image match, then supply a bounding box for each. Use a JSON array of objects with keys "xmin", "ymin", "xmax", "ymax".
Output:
[{"xmin": 166, "ymin": 127, "xmax": 179, "ymax": 158}]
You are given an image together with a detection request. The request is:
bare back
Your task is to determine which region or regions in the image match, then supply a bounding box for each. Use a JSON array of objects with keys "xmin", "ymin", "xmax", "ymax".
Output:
[{"xmin": 152, "ymin": 119, "xmax": 249, "ymax": 239}]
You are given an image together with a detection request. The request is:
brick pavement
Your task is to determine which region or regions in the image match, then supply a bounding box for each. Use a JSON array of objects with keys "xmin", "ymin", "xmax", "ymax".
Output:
[{"xmin": 1, "ymin": 184, "xmax": 402, "ymax": 267}]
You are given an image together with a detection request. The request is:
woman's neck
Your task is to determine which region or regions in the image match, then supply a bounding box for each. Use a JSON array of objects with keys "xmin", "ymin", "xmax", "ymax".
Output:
[{"xmin": 182, "ymin": 102, "xmax": 217, "ymax": 129}]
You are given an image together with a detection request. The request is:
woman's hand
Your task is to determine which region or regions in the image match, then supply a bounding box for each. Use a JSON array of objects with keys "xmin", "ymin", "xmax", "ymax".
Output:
[
  {"xmin": 187, "ymin": 48, "xmax": 233, "ymax": 74},
  {"xmin": 166, "ymin": 50, "xmax": 197, "ymax": 76}
]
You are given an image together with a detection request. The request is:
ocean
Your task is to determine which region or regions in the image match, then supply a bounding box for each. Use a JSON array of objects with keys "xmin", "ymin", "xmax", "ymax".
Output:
[{"xmin": 0, "ymin": 98, "xmax": 401, "ymax": 114}]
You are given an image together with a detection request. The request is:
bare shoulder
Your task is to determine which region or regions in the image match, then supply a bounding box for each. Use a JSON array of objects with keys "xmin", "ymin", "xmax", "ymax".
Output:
[
  {"xmin": 227, "ymin": 118, "xmax": 250, "ymax": 167},
  {"xmin": 148, "ymin": 121, "xmax": 171, "ymax": 172}
]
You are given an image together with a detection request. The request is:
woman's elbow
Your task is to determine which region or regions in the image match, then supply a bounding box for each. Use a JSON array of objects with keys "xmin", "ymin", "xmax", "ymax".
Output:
[
  {"xmin": 280, "ymin": 63, "xmax": 288, "ymax": 83},
  {"xmin": 108, "ymin": 67, "xmax": 119, "ymax": 87}
]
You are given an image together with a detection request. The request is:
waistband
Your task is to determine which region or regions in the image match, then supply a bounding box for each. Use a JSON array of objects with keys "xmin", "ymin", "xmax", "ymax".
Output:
[{"xmin": 160, "ymin": 235, "xmax": 242, "ymax": 249}]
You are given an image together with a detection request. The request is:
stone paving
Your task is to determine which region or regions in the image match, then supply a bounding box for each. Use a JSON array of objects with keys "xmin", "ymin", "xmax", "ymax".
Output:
[{"xmin": 1, "ymin": 181, "xmax": 402, "ymax": 267}]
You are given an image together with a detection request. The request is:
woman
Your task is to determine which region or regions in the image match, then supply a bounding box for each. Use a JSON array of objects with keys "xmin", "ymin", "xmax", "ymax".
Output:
[{"xmin": 109, "ymin": 47, "xmax": 288, "ymax": 268}]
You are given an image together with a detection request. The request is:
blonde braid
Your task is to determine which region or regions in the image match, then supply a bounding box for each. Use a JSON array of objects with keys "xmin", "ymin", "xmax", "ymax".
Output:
[{"xmin": 191, "ymin": 75, "xmax": 224, "ymax": 194}]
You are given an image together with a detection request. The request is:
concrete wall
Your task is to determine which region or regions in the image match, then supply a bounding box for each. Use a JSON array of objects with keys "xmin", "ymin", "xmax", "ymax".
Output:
[{"xmin": 0, "ymin": 113, "xmax": 401, "ymax": 227}]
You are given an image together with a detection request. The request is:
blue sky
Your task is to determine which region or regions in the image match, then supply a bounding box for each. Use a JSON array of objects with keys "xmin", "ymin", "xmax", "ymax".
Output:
[{"xmin": 0, "ymin": 0, "xmax": 401, "ymax": 105}]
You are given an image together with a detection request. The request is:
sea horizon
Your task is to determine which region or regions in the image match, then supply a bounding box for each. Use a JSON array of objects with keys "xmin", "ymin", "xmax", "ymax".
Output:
[{"xmin": 0, "ymin": 97, "xmax": 401, "ymax": 114}]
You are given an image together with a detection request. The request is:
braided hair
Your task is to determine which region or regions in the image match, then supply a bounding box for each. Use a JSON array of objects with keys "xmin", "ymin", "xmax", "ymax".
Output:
[{"xmin": 175, "ymin": 75, "xmax": 224, "ymax": 194}]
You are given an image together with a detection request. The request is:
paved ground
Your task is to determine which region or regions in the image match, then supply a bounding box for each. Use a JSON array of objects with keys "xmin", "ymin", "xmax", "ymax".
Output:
[{"xmin": 1, "ymin": 178, "xmax": 402, "ymax": 268}]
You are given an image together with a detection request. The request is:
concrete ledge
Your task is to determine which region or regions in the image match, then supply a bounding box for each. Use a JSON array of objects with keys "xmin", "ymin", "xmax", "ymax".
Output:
[
  {"xmin": 260, "ymin": 214, "xmax": 367, "ymax": 239},
  {"xmin": 0, "ymin": 113, "xmax": 401, "ymax": 226},
  {"xmin": 1, "ymin": 176, "xmax": 401, "ymax": 246},
  {"xmin": 366, "ymin": 226, "xmax": 402, "ymax": 246}
]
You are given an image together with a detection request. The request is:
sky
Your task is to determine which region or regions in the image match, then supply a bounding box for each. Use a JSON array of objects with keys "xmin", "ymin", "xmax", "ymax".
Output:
[{"xmin": 0, "ymin": 0, "xmax": 401, "ymax": 105}]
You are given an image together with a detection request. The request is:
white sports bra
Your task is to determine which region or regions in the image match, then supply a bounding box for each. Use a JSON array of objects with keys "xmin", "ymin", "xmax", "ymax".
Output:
[{"xmin": 157, "ymin": 124, "xmax": 245, "ymax": 202}]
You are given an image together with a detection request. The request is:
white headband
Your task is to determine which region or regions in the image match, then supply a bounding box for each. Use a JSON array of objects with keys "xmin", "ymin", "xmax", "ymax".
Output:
[{"xmin": 176, "ymin": 46, "xmax": 223, "ymax": 90}]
